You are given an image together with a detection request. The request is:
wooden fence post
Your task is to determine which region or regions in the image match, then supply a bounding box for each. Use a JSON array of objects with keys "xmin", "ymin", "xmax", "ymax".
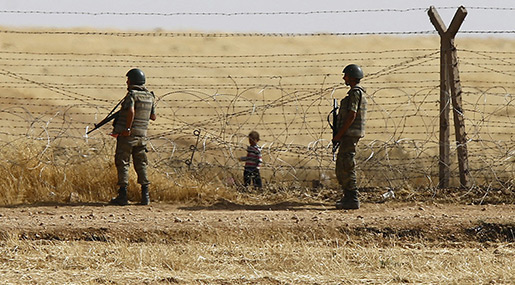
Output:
[
  {"xmin": 428, "ymin": 6, "xmax": 471, "ymax": 188},
  {"xmin": 428, "ymin": 7, "xmax": 451, "ymax": 188}
]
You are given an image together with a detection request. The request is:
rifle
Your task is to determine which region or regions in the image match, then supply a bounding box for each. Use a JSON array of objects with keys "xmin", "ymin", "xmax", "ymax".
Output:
[
  {"xmin": 327, "ymin": 98, "xmax": 340, "ymax": 160},
  {"xmin": 87, "ymin": 99, "xmax": 123, "ymax": 135},
  {"xmin": 87, "ymin": 110, "xmax": 119, "ymax": 135}
]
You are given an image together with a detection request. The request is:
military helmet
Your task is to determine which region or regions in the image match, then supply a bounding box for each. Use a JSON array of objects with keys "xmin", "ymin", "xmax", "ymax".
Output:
[
  {"xmin": 126, "ymin": 68, "xmax": 146, "ymax": 85},
  {"xmin": 343, "ymin": 64, "xmax": 364, "ymax": 79}
]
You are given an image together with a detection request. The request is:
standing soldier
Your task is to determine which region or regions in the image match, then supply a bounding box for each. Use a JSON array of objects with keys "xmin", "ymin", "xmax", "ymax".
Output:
[
  {"xmin": 332, "ymin": 64, "xmax": 367, "ymax": 210},
  {"xmin": 110, "ymin": 68, "xmax": 157, "ymax": 206}
]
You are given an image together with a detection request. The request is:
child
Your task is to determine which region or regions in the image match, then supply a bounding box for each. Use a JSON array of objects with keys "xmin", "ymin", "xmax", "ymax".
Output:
[{"xmin": 239, "ymin": 131, "xmax": 263, "ymax": 189}]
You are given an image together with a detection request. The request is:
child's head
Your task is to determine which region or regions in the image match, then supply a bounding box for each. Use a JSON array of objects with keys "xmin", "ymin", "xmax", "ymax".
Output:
[{"xmin": 248, "ymin": 131, "xmax": 260, "ymax": 145}]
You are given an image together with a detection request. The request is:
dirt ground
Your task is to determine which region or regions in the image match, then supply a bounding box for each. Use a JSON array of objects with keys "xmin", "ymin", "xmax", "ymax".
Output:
[{"xmin": 0, "ymin": 199, "xmax": 513, "ymax": 245}]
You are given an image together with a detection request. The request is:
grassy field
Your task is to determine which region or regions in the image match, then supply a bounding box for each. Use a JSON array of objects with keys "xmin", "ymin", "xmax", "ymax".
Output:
[{"xmin": 1, "ymin": 236, "xmax": 512, "ymax": 283}]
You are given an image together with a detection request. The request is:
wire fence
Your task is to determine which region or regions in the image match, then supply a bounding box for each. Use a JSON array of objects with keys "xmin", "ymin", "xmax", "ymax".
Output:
[{"xmin": 0, "ymin": 7, "xmax": 513, "ymax": 192}]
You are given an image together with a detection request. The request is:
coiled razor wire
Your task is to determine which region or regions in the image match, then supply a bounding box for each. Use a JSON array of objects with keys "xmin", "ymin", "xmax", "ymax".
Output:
[{"xmin": 0, "ymin": 46, "xmax": 513, "ymax": 191}]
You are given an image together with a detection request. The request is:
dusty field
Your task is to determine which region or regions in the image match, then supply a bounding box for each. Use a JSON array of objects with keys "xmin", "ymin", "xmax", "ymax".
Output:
[{"xmin": 0, "ymin": 199, "xmax": 513, "ymax": 284}]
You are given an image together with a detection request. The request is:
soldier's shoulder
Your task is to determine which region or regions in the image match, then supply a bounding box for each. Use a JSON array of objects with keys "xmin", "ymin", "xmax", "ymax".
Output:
[{"xmin": 350, "ymin": 85, "xmax": 365, "ymax": 93}]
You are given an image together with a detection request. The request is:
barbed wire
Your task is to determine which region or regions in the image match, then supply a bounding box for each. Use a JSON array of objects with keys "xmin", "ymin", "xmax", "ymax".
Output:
[
  {"xmin": 0, "ymin": 7, "xmax": 513, "ymax": 17},
  {"xmin": 0, "ymin": 48, "xmax": 437, "ymax": 58},
  {"xmin": 1, "ymin": 84, "xmax": 511, "ymax": 191},
  {"xmin": 0, "ymin": 33, "xmax": 513, "ymax": 192},
  {"xmin": 1, "ymin": 29, "xmax": 514, "ymax": 37},
  {"xmin": 0, "ymin": 29, "xmax": 442, "ymax": 37}
]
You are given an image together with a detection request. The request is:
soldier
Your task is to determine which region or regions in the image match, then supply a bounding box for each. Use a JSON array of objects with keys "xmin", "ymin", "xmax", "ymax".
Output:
[
  {"xmin": 332, "ymin": 64, "xmax": 367, "ymax": 210},
  {"xmin": 110, "ymin": 68, "xmax": 157, "ymax": 206}
]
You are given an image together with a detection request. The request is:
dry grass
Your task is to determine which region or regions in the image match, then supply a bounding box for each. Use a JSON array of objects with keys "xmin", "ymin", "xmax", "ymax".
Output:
[
  {"xmin": 0, "ymin": 234, "xmax": 513, "ymax": 284},
  {"xmin": 0, "ymin": 140, "xmax": 512, "ymax": 206},
  {"xmin": 0, "ymin": 139, "xmax": 240, "ymax": 205}
]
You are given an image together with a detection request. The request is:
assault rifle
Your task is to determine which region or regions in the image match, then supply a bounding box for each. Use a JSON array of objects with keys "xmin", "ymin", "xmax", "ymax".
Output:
[
  {"xmin": 327, "ymin": 98, "xmax": 340, "ymax": 160},
  {"xmin": 87, "ymin": 110, "xmax": 119, "ymax": 135},
  {"xmin": 87, "ymin": 99, "xmax": 123, "ymax": 135}
]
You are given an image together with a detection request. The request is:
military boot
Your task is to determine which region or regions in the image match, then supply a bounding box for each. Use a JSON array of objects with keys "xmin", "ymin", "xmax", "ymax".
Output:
[
  {"xmin": 335, "ymin": 190, "xmax": 360, "ymax": 210},
  {"xmin": 109, "ymin": 186, "xmax": 128, "ymax": 206},
  {"xmin": 140, "ymin": 184, "xmax": 150, "ymax": 205}
]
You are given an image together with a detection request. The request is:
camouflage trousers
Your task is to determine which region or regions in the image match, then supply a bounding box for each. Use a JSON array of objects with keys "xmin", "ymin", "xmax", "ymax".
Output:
[
  {"xmin": 115, "ymin": 136, "xmax": 149, "ymax": 187},
  {"xmin": 335, "ymin": 136, "xmax": 361, "ymax": 191}
]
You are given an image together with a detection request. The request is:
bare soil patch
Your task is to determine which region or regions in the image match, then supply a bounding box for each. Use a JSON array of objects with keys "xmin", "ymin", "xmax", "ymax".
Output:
[{"xmin": 1, "ymin": 200, "xmax": 513, "ymax": 245}]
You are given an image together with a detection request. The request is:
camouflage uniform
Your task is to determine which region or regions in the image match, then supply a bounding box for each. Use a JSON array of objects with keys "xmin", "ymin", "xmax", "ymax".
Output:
[
  {"xmin": 335, "ymin": 86, "xmax": 367, "ymax": 202},
  {"xmin": 113, "ymin": 86, "xmax": 156, "ymax": 188}
]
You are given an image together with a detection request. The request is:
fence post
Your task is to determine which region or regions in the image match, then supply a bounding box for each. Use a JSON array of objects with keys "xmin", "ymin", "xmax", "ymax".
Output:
[
  {"xmin": 428, "ymin": 6, "xmax": 471, "ymax": 188},
  {"xmin": 447, "ymin": 35, "xmax": 471, "ymax": 188},
  {"xmin": 428, "ymin": 7, "xmax": 450, "ymax": 188}
]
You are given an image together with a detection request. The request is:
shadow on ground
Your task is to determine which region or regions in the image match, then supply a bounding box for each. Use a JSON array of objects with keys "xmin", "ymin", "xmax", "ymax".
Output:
[{"xmin": 179, "ymin": 198, "xmax": 334, "ymax": 211}]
